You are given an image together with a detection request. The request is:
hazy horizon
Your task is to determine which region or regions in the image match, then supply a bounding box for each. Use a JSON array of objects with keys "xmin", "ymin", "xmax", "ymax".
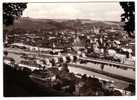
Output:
[
  {"xmin": 23, "ymin": 2, "xmax": 124, "ymax": 21},
  {"xmin": 21, "ymin": 16, "xmax": 121, "ymax": 22}
]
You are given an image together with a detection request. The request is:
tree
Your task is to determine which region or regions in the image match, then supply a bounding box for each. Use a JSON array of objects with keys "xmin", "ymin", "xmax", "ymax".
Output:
[
  {"xmin": 120, "ymin": 2, "xmax": 135, "ymax": 38},
  {"xmin": 3, "ymin": 3, "xmax": 27, "ymax": 26}
]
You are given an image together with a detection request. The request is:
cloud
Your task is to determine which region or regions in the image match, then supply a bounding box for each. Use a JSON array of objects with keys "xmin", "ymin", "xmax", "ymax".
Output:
[{"xmin": 23, "ymin": 2, "xmax": 123, "ymax": 21}]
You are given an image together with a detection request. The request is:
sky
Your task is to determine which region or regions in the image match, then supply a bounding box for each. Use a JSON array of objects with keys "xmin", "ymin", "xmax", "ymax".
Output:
[{"xmin": 23, "ymin": 2, "xmax": 124, "ymax": 21}]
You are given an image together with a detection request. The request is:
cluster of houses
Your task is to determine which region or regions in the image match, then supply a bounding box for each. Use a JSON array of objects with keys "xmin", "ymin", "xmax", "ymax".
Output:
[
  {"xmin": 7, "ymin": 35, "xmax": 135, "ymax": 66},
  {"xmin": 72, "ymin": 28, "xmax": 135, "ymax": 65}
]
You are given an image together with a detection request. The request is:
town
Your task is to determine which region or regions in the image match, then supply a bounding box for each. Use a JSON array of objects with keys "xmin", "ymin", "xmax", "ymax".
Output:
[{"xmin": 3, "ymin": 17, "xmax": 135, "ymax": 96}]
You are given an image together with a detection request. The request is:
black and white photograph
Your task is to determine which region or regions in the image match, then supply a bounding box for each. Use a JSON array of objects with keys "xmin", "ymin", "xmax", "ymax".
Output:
[{"xmin": 3, "ymin": 1, "xmax": 135, "ymax": 97}]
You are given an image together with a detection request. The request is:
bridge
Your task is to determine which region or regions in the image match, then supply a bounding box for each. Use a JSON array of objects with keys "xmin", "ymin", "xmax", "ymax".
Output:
[{"xmin": 79, "ymin": 57, "xmax": 135, "ymax": 70}]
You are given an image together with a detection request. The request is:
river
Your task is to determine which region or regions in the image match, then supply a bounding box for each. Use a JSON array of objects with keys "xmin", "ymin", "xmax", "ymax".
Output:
[{"xmin": 68, "ymin": 64, "xmax": 130, "ymax": 90}]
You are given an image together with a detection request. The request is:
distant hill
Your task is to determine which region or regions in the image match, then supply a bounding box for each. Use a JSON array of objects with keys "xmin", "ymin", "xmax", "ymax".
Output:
[{"xmin": 12, "ymin": 17, "xmax": 122, "ymax": 32}]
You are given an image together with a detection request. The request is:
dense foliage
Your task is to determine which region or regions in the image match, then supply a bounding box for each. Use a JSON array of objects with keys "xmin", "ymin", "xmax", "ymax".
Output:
[
  {"xmin": 120, "ymin": 2, "xmax": 135, "ymax": 38},
  {"xmin": 3, "ymin": 3, "xmax": 27, "ymax": 26}
]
